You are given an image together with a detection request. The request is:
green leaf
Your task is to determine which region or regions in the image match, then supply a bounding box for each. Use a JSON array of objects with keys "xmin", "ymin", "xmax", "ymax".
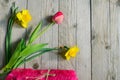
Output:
[
  {"xmin": 5, "ymin": 39, "xmax": 25, "ymax": 69},
  {"xmin": 25, "ymin": 48, "xmax": 57, "ymax": 61},
  {"xmin": 20, "ymin": 43, "xmax": 48, "ymax": 57},
  {"xmin": 28, "ymin": 22, "xmax": 55, "ymax": 45},
  {"xmin": 5, "ymin": 16, "xmax": 14, "ymax": 64},
  {"xmin": 13, "ymin": 48, "xmax": 57, "ymax": 68},
  {"xmin": 29, "ymin": 21, "xmax": 42, "ymax": 44},
  {"xmin": 4, "ymin": 42, "xmax": 47, "ymax": 71},
  {"xmin": 5, "ymin": 4, "xmax": 18, "ymax": 64},
  {"xmin": 13, "ymin": 43, "xmax": 48, "ymax": 68}
]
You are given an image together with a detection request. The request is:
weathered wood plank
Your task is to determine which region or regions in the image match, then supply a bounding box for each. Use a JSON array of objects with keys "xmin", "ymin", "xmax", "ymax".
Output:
[
  {"xmin": 40, "ymin": 0, "xmax": 58, "ymax": 69},
  {"xmin": 76, "ymin": 0, "xmax": 91, "ymax": 80},
  {"xmin": 109, "ymin": 0, "xmax": 120, "ymax": 80},
  {"xmin": 58, "ymin": 0, "xmax": 77, "ymax": 69},
  {"xmin": 91, "ymin": 0, "xmax": 111, "ymax": 80},
  {"xmin": 26, "ymin": 0, "xmax": 58, "ymax": 69},
  {"xmin": 48, "ymin": 0, "xmax": 58, "ymax": 69},
  {"xmin": 58, "ymin": 0, "xmax": 91, "ymax": 80},
  {"xmin": 92, "ymin": 0, "xmax": 120, "ymax": 80},
  {"xmin": 0, "ymin": 0, "xmax": 9, "ymax": 68}
]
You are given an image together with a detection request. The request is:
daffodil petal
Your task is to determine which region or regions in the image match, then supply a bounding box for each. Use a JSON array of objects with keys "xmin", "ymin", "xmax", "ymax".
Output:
[
  {"xmin": 21, "ymin": 22, "xmax": 27, "ymax": 28},
  {"xmin": 66, "ymin": 56, "xmax": 70, "ymax": 60},
  {"xmin": 21, "ymin": 13, "xmax": 31, "ymax": 22},
  {"xmin": 22, "ymin": 10, "xmax": 28, "ymax": 15},
  {"xmin": 70, "ymin": 49, "xmax": 79, "ymax": 57},
  {"xmin": 64, "ymin": 46, "xmax": 79, "ymax": 60},
  {"xmin": 16, "ymin": 12, "xmax": 22, "ymax": 21},
  {"xmin": 65, "ymin": 51, "xmax": 69, "ymax": 56}
]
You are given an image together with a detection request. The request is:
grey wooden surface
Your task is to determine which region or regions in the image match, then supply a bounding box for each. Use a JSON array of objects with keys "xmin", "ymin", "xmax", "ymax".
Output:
[{"xmin": 0, "ymin": 0, "xmax": 120, "ymax": 80}]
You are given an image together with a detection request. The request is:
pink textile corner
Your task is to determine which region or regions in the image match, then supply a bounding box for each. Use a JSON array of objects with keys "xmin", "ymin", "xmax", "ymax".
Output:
[{"xmin": 5, "ymin": 68, "xmax": 78, "ymax": 80}]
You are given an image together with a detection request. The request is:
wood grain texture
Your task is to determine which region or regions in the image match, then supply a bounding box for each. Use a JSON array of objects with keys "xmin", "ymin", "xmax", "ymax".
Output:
[
  {"xmin": 91, "ymin": 0, "xmax": 109, "ymax": 79},
  {"xmin": 109, "ymin": 0, "xmax": 120, "ymax": 80},
  {"xmin": 76, "ymin": 0, "xmax": 91, "ymax": 80},
  {"xmin": 1, "ymin": 0, "xmax": 120, "ymax": 80},
  {"xmin": 39, "ymin": 0, "xmax": 58, "ymax": 69},
  {"xmin": 0, "ymin": 0, "xmax": 9, "ymax": 68},
  {"xmin": 26, "ymin": 0, "xmax": 58, "ymax": 69},
  {"xmin": 91, "ymin": 0, "xmax": 120, "ymax": 79},
  {"xmin": 58, "ymin": 0, "xmax": 91, "ymax": 80},
  {"xmin": 91, "ymin": 0, "xmax": 112, "ymax": 80},
  {"xmin": 58, "ymin": 0, "xmax": 77, "ymax": 69}
]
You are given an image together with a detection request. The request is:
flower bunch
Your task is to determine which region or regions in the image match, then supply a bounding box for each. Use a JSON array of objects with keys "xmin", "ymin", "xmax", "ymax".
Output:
[{"xmin": 0, "ymin": 4, "xmax": 79, "ymax": 77}]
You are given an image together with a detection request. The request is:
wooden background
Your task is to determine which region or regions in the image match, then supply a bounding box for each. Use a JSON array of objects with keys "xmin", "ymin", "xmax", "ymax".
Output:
[{"xmin": 0, "ymin": 0, "xmax": 120, "ymax": 80}]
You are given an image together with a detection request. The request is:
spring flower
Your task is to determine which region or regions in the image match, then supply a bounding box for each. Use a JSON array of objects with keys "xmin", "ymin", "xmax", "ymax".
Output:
[
  {"xmin": 16, "ymin": 10, "xmax": 32, "ymax": 28},
  {"xmin": 52, "ymin": 11, "xmax": 64, "ymax": 24},
  {"xmin": 65, "ymin": 46, "xmax": 79, "ymax": 60}
]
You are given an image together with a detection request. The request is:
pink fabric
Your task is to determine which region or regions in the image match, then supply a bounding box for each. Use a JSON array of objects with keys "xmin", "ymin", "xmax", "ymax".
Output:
[{"xmin": 6, "ymin": 68, "xmax": 78, "ymax": 80}]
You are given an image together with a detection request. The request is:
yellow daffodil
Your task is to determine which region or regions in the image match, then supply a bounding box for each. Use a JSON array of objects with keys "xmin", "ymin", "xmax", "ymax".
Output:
[
  {"xmin": 16, "ymin": 10, "xmax": 32, "ymax": 28},
  {"xmin": 65, "ymin": 46, "xmax": 79, "ymax": 60}
]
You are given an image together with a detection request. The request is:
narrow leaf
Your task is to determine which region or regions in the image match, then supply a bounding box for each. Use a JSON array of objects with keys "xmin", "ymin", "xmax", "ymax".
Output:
[
  {"xmin": 5, "ymin": 39, "xmax": 25, "ymax": 69},
  {"xmin": 29, "ymin": 21, "xmax": 42, "ymax": 44},
  {"xmin": 5, "ymin": 5, "xmax": 18, "ymax": 64},
  {"xmin": 13, "ymin": 48, "xmax": 56, "ymax": 68},
  {"xmin": 19, "ymin": 43, "xmax": 48, "ymax": 57}
]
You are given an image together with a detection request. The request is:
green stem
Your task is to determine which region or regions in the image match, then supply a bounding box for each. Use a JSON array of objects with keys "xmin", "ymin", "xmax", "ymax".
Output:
[
  {"xmin": 5, "ymin": 15, "xmax": 15, "ymax": 64},
  {"xmin": 5, "ymin": 5, "xmax": 18, "ymax": 64}
]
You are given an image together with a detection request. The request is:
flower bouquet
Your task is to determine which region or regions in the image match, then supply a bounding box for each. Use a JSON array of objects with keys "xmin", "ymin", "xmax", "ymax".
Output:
[{"xmin": 0, "ymin": 4, "xmax": 79, "ymax": 80}]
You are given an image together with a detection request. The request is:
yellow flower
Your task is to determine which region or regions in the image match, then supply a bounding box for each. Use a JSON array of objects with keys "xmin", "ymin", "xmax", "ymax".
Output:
[
  {"xmin": 16, "ymin": 10, "xmax": 32, "ymax": 28},
  {"xmin": 65, "ymin": 46, "xmax": 79, "ymax": 60}
]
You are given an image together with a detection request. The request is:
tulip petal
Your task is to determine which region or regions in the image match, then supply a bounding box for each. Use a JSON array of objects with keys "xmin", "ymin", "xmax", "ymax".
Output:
[{"xmin": 52, "ymin": 11, "xmax": 64, "ymax": 24}]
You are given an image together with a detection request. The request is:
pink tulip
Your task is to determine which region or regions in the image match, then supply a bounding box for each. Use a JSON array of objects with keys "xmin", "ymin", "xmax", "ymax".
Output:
[{"xmin": 52, "ymin": 11, "xmax": 64, "ymax": 24}]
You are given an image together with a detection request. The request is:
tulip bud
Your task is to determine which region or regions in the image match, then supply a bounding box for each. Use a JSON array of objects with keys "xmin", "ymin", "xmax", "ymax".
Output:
[{"xmin": 52, "ymin": 11, "xmax": 64, "ymax": 24}]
